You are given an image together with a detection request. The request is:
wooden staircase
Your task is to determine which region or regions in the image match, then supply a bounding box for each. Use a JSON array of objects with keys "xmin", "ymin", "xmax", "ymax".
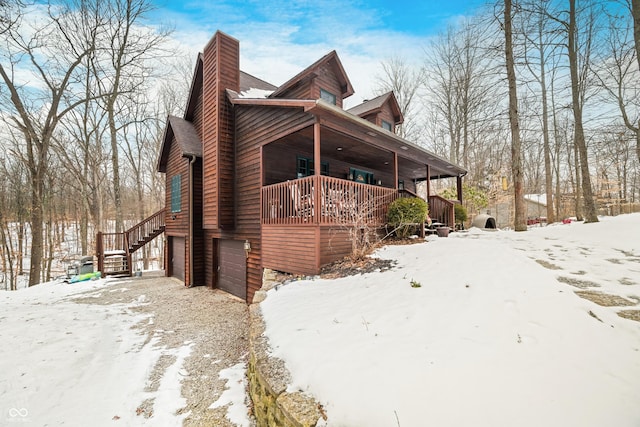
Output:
[{"xmin": 96, "ymin": 209, "xmax": 166, "ymax": 277}]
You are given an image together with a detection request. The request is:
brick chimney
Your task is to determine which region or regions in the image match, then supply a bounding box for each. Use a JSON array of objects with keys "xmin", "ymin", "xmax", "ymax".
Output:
[{"xmin": 202, "ymin": 31, "xmax": 240, "ymax": 230}]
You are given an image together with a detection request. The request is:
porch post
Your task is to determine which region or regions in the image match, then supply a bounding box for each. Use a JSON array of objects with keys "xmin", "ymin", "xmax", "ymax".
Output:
[
  {"xmin": 425, "ymin": 165, "xmax": 431, "ymax": 198},
  {"xmin": 313, "ymin": 120, "xmax": 321, "ymax": 225},
  {"xmin": 393, "ymin": 152, "xmax": 399, "ymax": 189},
  {"xmin": 457, "ymin": 175, "xmax": 463, "ymax": 203}
]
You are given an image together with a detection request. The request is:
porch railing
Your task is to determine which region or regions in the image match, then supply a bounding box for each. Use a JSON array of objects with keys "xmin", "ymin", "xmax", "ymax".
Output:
[
  {"xmin": 96, "ymin": 208, "xmax": 165, "ymax": 276},
  {"xmin": 262, "ymin": 176, "xmax": 398, "ymax": 226},
  {"xmin": 262, "ymin": 176, "xmax": 457, "ymax": 229},
  {"xmin": 428, "ymin": 195, "xmax": 456, "ymax": 228}
]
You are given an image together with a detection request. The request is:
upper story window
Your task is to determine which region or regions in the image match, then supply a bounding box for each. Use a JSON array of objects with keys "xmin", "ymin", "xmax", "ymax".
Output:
[
  {"xmin": 171, "ymin": 174, "xmax": 182, "ymax": 213},
  {"xmin": 320, "ymin": 88, "xmax": 337, "ymax": 105},
  {"xmin": 381, "ymin": 120, "xmax": 393, "ymax": 132}
]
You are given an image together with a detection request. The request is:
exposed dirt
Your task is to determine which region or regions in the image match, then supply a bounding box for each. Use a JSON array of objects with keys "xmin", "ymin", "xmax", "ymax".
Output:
[{"xmin": 319, "ymin": 256, "xmax": 397, "ymax": 279}]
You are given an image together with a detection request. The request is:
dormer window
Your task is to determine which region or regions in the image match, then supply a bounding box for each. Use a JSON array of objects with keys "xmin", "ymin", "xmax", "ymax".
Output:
[
  {"xmin": 381, "ymin": 120, "xmax": 393, "ymax": 132},
  {"xmin": 320, "ymin": 88, "xmax": 337, "ymax": 105}
]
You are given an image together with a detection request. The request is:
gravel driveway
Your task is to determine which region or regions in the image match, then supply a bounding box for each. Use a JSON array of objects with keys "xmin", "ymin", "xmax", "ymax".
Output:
[{"xmin": 73, "ymin": 272, "xmax": 252, "ymax": 426}]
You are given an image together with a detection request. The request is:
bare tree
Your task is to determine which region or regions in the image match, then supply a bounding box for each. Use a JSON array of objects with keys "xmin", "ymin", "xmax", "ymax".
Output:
[
  {"xmin": 633, "ymin": 0, "xmax": 640, "ymax": 71},
  {"xmin": 504, "ymin": 0, "xmax": 527, "ymax": 231},
  {"xmin": 569, "ymin": 0, "xmax": 599, "ymax": 222},
  {"xmin": 596, "ymin": 2, "xmax": 640, "ymax": 165},
  {"xmin": 374, "ymin": 56, "xmax": 425, "ymax": 141},
  {"xmin": 520, "ymin": 0, "xmax": 563, "ymax": 224},
  {"xmin": 425, "ymin": 17, "xmax": 502, "ymax": 171},
  {"xmin": 0, "ymin": 0, "xmax": 102, "ymax": 286},
  {"xmin": 92, "ymin": 0, "xmax": 169, "ymax": 232}
]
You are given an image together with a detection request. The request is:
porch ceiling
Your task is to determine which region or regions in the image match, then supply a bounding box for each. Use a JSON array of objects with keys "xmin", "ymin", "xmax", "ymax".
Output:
[{"xmin": 276, "ymin": 124, "xmax": 460, "ymax": 181}]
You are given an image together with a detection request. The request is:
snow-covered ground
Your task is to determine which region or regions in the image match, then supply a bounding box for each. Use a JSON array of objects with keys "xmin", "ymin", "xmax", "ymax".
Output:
[
  {"xmin": 260, "ymin": 214, "xmax": 640, "ymax": 427},
  {"xmin": 0, "ymin": 276, "xmax": 251, "ymax": 426},
  {"xmin": 0, "ymin": 278, "xmax": 181, "ymax": 425}
]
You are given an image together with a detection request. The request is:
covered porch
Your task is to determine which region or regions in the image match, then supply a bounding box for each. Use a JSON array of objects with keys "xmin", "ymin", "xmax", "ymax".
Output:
[{"xmin": 258, "ymin": 109, "xmax": 465, "ymax": 275}]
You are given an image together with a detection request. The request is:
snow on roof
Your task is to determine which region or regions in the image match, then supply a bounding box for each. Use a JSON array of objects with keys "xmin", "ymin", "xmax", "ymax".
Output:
[{"xmin": 237, "ymin": 87, "xmax": 274, "ymax": 99}]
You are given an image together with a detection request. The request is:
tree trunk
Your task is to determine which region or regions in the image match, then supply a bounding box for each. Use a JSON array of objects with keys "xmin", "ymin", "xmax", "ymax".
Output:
[
  {"xmin": 29, "ymin": 184, "xmax": 44, "ymax": 287},
  {"xmin": 568, "ymin": 0, "xmax": 598, "ymax": 223},
  {"xmin": 537, "ymin": 19, "xmax": 555, "ymax": 224},
  {"xmin": 108, "ymin": 106, "xmax": 124, "ymax": 233},
  {"xmin": 634, "ymin": 0, "xmax": 640, "ymax": 163},
  {"xmin": 505, "ymin": 0, "xmax": 527, "ymax": 231},
  {"xmin": 572, "ymin": 140, "xmax": 583, "ymax": 221}
]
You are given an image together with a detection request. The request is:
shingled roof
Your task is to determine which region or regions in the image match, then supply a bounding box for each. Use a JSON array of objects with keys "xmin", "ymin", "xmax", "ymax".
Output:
[
  {"xmin": 240, "ymin": 70, "xmax": 277, "ymax": 93},
  {"xmin": 269, "ymin": 50, "xmax": 354, "ymax": 99},
  {"xmin": 347, "ymin": 91, "xmax": 403, "ymax": 124},
  {"xmin": 157, "ymin": 115, "xmax": 202, "ymax": 172}
]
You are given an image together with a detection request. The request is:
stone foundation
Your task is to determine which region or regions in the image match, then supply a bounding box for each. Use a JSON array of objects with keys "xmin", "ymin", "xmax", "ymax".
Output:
[{"xmin": 247, "ymin": 270, "xmax": 324, "ymax": 427}]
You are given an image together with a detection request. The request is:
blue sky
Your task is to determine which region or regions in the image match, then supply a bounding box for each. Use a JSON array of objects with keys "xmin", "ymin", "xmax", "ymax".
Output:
[{"xmin": 151, "ymin": 0, "xmax": 489, "ymax": 104}]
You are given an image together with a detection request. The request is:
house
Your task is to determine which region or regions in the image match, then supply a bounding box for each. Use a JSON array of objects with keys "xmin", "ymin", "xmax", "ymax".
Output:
[
  {"xmin": 485, "ymin": 194, "xmax": 550, "ymax": 228},
  {"xmin": 155, "ymin": 31, "xmax": 467, "ymax": 302},
  {"xmin": 524, "ymin": 194, "xmax": 548, "ymax": 225}
]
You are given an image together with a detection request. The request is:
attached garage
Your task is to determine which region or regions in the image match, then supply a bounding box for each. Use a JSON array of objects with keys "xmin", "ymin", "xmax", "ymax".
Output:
[
  {"xmin": 170, "ymin": 236, "xmax": 185, "ymax": 282},
  {"xmin": 216, "ymin": 239, "xmax": 247, "ymax": 300}
]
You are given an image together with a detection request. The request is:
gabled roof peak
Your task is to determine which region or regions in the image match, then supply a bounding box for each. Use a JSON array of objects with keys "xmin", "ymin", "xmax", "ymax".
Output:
[
  {"xmin": 269, "ymin": 50, "xmax": 354, "ymax": 99},
  {"xmin": 347, "ymin": 91, "xmax": 404, "ymax": 124}
]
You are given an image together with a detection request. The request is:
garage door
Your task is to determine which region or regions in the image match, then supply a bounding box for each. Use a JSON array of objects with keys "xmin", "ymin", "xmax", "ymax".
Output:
[
  {"xmin": 217, "ymin": 239, "xmax": 246, "ymax": 300},
  {"xmin": 171, "ymin": 236, "xmax": 185, "ymax": 282}
]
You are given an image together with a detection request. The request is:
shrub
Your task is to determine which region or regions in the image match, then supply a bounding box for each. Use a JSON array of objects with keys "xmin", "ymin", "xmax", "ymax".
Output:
[
  {"xmin": 454, "ymin": 203, "xmax": 468, "ymax": 223},
  {"xmin": 387, "ymin": 197, "xmax": 428, "ymax": 238}
]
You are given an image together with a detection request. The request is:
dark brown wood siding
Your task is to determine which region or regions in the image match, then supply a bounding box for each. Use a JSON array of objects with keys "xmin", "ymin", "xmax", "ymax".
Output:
[
  {"xmin": 262, "ymin": 225, "xmax": 318, "ymax": 275},
  {"xmin": 310, "ymin": 63, "xmax": 344, "ymax": 108},
  {"xmin": 188, "ymin": 80, "xmax": 204, "ymax": 136},
  {"xmin": 192, "ymin": 157, "xmax": 205, "ymax": 285},
  {"xmin": 202, "ymin": 31, "xmax": 239, "ymax": 230},
  {"xmin": 319, "ymin": 227, "xmax": 352, "ymax": 266},
  {"xmin": 261, "ymin": 225, "xmax": 354, "ymax": 275},
  {"xmin": 164, "ymin": 134, "xmax": 191, "ymax": 284},
  {"xmin": 378, "ymin": 103, "xmax": 396, "ymax": 130},
  {"xmin": 275, "ymin": 80, "xmax": 312, "ymax": 101},
  {"xmin": 221, "ymin": 106, "xmax": 314, "ymax": 300}
]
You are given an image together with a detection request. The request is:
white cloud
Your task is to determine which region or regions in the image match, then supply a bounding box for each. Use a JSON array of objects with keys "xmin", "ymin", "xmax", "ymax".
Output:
[{"xmin": 152, "ymin": 0, "xmax": 434, "ymax": 106}]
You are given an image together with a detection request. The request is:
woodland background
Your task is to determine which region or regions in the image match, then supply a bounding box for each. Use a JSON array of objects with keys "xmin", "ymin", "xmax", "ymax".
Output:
[{"xmin": 1, "ymin": 0, "xmax": 639, "ymax": 289}]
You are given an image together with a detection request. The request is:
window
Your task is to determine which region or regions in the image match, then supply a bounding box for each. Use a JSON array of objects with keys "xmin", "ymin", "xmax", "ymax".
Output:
[
  {"xmin": 297, "ymin": 156, "xmax": 329, "ymax": 177},
  {"xmin": 381, "ymin": 120, "xmax": 393, "ymax": 131},
  {"xmin": 349, "ymin": 168, "xmax": 374, "ymax": 184},
  {"xmin": 171, "ymin": 174, "xmax": 182, "ymax": 213},
  {"xmin": 320, "ymin": 88, "xmax": 337, "ymax": 105}
]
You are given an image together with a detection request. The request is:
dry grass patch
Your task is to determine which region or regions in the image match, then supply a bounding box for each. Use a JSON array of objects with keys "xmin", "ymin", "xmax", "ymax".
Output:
[
  {"xmin": 619, "ymin": 277, "xmax": 637, "ymax": 286},
  {"xmin": 574, "ymin": 290, "xmax": 638, "ymax": 307},
  {"xmin": 557, "ymin": 276, "xmax": 600, "ymax": 289},
  {"xmin": 536, "ymin": 259, "xmax": 562, "ymax": 270},
  {"xmin": 617, "ymin": 310, "xmax": 640, "ymax": 322}
]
